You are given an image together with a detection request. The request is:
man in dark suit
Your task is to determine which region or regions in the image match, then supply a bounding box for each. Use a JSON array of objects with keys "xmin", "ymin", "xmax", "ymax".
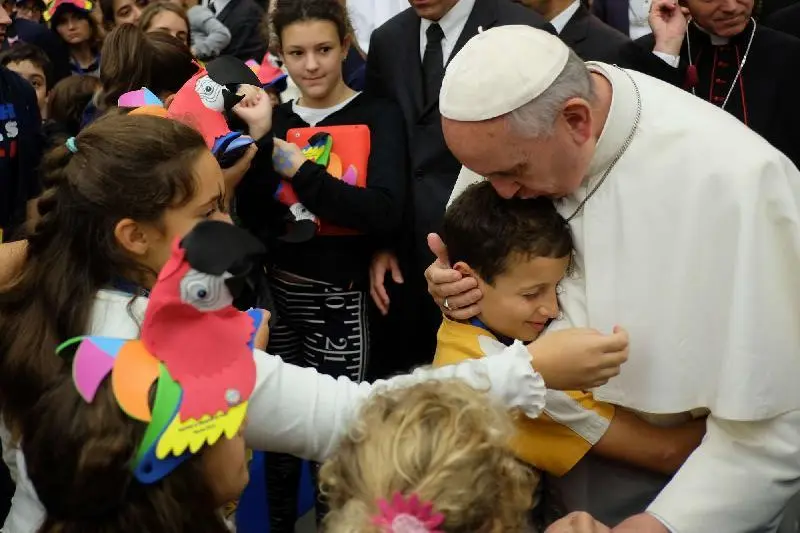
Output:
[
  {"xmin": 365, "ymin": 0, "xmax": 551, "ymax": 377},
  {"xmin": 513, "ymin": 0, "xmax": 632, "ymax": 62},
  {"xmin": 209, "ymin": 0, "xmax": 267, "ymax": 61},
  {"xmin": 591, "ymin": 0, "xmax": 631, "ymax": 34}
]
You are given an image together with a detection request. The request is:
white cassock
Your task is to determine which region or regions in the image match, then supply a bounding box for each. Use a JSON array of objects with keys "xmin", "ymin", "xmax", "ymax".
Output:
[{"xmin": 448, "ymin": 63, "xmax": 800, "ymax": 532}]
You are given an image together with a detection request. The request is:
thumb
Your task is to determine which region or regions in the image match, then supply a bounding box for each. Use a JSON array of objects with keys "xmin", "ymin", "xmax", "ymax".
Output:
[
  {"xmin": 427, "ymin": 233, "xmax": 450, "ymax": 267},
  {"xmin": 253, "ymin": 309, "xmax": 271, "ymax": 351}
]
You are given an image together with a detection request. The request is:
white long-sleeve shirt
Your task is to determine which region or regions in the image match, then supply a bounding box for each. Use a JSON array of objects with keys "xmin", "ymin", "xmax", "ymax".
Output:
[{"xmin": 1, "ymin": 289, "xmax": 546, "ymax": 533}]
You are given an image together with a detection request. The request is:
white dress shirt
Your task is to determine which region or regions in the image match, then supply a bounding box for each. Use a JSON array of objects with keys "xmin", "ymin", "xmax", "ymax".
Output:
[
  {"xmin": 629, "ymin": 0, "xmax": 652, "ymax": 39},
  {"xmin": 419, "ymin": 0, "xmax": 477, "ymax": 64},
  {"xmin": 347, "ymin": 0, "xmax": 408, "ymax": 53},
  {"xmin": 205, "ymin": 0, "xmax": 231, "ymax": 16},
  {"xmin": 549, "ymin": 0, "xmax": 581, "ymax": 35}
]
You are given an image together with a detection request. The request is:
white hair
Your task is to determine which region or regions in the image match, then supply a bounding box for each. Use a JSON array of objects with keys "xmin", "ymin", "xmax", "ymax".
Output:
[{"xmin": 507, "ymin": 50, "xmax": 595, "ymax": 138}]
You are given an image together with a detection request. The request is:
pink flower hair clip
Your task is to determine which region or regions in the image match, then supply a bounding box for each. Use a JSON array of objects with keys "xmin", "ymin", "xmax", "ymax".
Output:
[{"xmin": 372, "ymin": 492, "xmax": 445, "ymax": 533}]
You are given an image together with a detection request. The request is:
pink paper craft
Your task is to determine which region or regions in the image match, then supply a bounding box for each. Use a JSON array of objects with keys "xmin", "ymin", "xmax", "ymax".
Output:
[
  {"xmin": 140, "ymin": 240, "xmax": 257, "ymax": 421},
  {"xmin": 167, "ymin": 70, "xmax": 231, "ymax": 150},
  {"xmin": 118, "ymin": 88, "xmax": 162, "ymax": 108},
  {"xmin": 73, "ymin": 338, "xmax": 117, "ymax": 402}
]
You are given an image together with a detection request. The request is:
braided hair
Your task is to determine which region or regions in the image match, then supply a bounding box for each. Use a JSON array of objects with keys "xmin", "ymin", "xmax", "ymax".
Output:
[{"xmin": 0, "ymin": 113, "xmax": 205, "ymax": 434}]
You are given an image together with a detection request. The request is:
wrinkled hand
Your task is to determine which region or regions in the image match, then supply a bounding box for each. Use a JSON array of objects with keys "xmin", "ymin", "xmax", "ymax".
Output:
[
  {"xmin": 233, "ymin": 84, "xmax": 273, "ymax": 140},
  {"xmin": 253, "ymin": 309, "xmax": 271, "ymax": 351},
  {"xmin": 529, "ymin": 326, "xmax": 630, "ymax": 390},
  {"xmin": 546, "ymin": 512, "xmax": 611, "ymax": 533},
  {"xmin": 221, "ymin": 144, "xmax": 258, "ymax": 192},
  {"xmin": 272, "ymin": 138, "xmax": 307, "ymax": 179},
  {"xmin": 649, "ymin": 0, "xmax": 690, "ymax": 55},
  {"xmin": 369, "ymin": 250, "xmax": 404, "ymax": 316},
  {"xmin": 424, "ymin": 233, "xmax": 482, "ymax": 320},
  {"xmin": 612, "ymin": 514, "xmax": 669, "ymax": 533}
]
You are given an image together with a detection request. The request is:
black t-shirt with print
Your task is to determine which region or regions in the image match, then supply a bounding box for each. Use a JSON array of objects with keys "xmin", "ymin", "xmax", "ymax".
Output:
[{"xmin": 0, "ymin": 66, "xmax": 42, "ymax": 242}]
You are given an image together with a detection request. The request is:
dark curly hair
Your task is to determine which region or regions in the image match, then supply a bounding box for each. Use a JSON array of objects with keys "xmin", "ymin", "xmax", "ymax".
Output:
[
  {"xmin": 271, "ymin": 0, "xmax": 351, "ymax": 48},
  {"xmin": 441, "ymin": 181, "xmax": 573, "ymax": 284}
]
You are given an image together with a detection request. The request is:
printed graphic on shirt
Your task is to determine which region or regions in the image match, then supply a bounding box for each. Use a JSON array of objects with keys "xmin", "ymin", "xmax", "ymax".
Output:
[{"xmin": 0, "ymin": 103, "xmax": 19, "ymax": 159}]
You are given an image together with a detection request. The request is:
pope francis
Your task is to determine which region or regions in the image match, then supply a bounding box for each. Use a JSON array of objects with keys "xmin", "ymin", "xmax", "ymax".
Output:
[{"xmin": 425, "ymin": 25, "xmax": 800, "ymax": 533}]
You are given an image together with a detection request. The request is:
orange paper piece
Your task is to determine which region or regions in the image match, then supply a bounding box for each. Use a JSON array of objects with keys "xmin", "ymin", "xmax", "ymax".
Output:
[
  {"xmin": 112, "ymin": 340, "xmax": 160, "ymax": 422},
  {"xmin": 327, "ymin": 152, "xmax": 343, "ymax": 178}
]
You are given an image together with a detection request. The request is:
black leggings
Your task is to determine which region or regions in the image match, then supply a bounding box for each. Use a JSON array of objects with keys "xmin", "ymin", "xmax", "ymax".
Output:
[{"xmin": 264, "ymin": 271, "xmax": 370, "ymax": 531}]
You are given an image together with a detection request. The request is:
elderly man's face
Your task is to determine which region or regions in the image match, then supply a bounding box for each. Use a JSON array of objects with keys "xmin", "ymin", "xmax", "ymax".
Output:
[
  {"xmin": 687, "ymin": 0, "xmax": 753, "ymax": 38},
  {"xmin": 443, "ymin": 113, "xmax": 595, "ymax": 200}
]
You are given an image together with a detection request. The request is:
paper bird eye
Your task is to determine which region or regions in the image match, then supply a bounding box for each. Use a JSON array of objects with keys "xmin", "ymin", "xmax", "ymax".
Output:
[
  {"xmin": 194, "ymin": 75, "xmax": 226, "ymax": 112},
  {"xmin": 179, "ymin": 269, "xmax": 233, "ymax": 311}
]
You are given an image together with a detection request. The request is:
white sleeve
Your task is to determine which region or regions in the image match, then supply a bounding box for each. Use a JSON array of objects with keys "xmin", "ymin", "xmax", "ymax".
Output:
[
  {"xmin": 244, "ymin": 342, "xmax": 546, "ymax": 462},
  {"xmin": 652, "ymin": 51, "xmax": 680, "ymax": 68},
  {"xmin": 646, "ymin": 410, "xmax": 800, "ymax": 533}
]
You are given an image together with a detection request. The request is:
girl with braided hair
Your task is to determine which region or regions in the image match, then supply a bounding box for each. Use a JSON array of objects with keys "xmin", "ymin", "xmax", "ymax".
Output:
[{"xmin": 0, "ymin": 112, "xmax": 555, "ymax": 532}]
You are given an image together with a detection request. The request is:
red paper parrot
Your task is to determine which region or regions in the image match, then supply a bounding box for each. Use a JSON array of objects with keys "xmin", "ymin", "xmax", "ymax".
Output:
[{"xmin": 141, "ymin": 221, "xmax": 266, "ymax": 421}]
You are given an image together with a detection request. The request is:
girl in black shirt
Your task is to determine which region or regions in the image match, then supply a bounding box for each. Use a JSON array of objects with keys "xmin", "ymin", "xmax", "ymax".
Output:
[{"xmin": 235, "ymin": 0, "xmax": 407, "ymax": 529}]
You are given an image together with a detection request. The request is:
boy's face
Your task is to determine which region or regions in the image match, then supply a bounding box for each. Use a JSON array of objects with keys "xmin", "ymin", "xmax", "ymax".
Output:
[
  {"xmin": 6, "ymin": 60, "xmax": 47, "ymax": 117},
  {"xmin": 466, "ymin": 253, "xmax": 569, "ymax": 342}
]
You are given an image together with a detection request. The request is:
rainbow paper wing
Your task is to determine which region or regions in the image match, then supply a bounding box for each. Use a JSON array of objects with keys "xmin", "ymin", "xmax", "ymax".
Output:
[
  {"xmin": 118, "ymin": 88, "xmax": 163, "ymax": 109},
  {"xmin": 69, "ymin": 337, "xmax": 128, "ymax": 403},
  {"xmin": 111, "ymin": 340, "xmax": 161, "ymax": 422}
]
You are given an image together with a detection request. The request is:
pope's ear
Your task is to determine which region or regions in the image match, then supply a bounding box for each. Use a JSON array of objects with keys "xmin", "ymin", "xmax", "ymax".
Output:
[{"xmin": 561, "ymin": 97, "xmax": 593, "ymax": 144}]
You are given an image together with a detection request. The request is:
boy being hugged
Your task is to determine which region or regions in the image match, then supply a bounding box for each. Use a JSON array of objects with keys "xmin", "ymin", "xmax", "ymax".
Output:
[{"xmin": 434, "ymin": 182, "xmax": 706, "ymax": 481}]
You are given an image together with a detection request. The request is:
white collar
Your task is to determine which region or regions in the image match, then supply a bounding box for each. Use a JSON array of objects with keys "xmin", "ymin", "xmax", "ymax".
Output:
[
  {"xmin": 584, "ymin": 62, "xmax": 641, "ymax": 178},
  {"xmin": 421, "ymin": 0, "xmax": 476, "ymax": 41},
  {"xmin": 693, "ymin": 21, "xmax": 729, "ymax": 45},
  {"xmin": 550, "ymin": 0, "xmax": 581, "ymax": 35}
]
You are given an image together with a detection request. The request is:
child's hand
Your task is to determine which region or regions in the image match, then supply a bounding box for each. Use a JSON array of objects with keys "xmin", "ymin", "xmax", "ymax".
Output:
[
  {"xmin": 233, "ymin": 85, "xmax": 273, "ymax": 140},
  {"xmin": 528, "ymin": 326, "xmax": 629, "ymax": 390},
  {"xmin": 272, "ymin": 138, "xmax": 307, "ymax": 179},
  {"xmin": 253, "ymin": 310, "xmax": 271, "ymax": 351}
]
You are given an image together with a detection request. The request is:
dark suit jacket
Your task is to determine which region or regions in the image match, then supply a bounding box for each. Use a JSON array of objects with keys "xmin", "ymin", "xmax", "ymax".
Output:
[
  {"xmin": 591, "ymin": 0, "xmax": 629, "ymax": 36},
  {"xmin": 562, "ymin": 5, "xmax": 632, "ymax": 62},
  {"xmin": 217, "ymin": 0, "xmax": 267, "ymax": 61},
  {"xmin": 764, "ymin": 2, "xmax": 800, "ymax": 40},
  {"xmin": 366, "ymin": 0, "xmax": 551, "ymax": 274}
]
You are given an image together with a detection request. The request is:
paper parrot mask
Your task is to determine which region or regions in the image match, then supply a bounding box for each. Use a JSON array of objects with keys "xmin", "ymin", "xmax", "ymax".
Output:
[
  {"xmin": 245, "ymin": 55, "xmax": 288, "ymax": 93},
  {"xmin": 117, "ymin": 56, "xmax": 263, "ymax": 165},
  {"xmin": 59, "ymin": 221, "xmax": 266, "ymax": 484}
]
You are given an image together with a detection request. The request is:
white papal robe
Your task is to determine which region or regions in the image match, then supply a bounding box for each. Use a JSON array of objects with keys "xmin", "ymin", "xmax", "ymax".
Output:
[{"xmin": 448, "ymin": 62, "xmax": 800, "ymax": 532}]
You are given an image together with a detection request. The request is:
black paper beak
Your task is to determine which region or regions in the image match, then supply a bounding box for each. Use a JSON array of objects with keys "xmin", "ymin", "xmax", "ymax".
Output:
[{"xmin": 225, "ymin": 275, "xmax": 246, "ymax": 300}]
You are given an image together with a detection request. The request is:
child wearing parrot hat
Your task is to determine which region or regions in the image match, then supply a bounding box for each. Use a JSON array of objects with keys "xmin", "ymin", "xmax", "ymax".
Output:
[{"xmin": 44, "ymin": 0, "xmax": 101, "ymax": 76}]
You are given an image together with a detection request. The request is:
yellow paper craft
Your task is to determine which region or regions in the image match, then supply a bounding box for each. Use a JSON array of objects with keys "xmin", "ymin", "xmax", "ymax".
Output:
[
  {"xmin": 112, "ymin": 340, "xmax": 161, "ymax": 422},
  {"xmin": 155, "ymin": 402, "xmax": 248, "ymax": 458}
]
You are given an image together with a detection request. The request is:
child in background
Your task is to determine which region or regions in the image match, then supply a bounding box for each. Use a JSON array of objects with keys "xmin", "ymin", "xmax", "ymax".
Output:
[
  {"xmin": 45, "ymin": 0, "xmax": 102, "ymax": 76},
  {"xmin": 98, "ymin": 0, "xmax": 148, "ymax": 27},
  {"xmin": 139, "ymin": 1, "xmax": 189, "ymax": 46},
  {"xmin": 172, "ymin": 0, "xmax": 230, "ymax": 60},
  {"xmin": 0, "ymin": 43, "xmax": 50, "ymax": 118},
  {"xmin": 320, "ymin": 379, "xmax": 537, "ymax": 532},
  {"xmin": 42, "ymin": 73, "xmax": 99, "ymax": 144},
  {"xmin": 435, "ymin": 182, "xmax": 706, "ymax": 480}
]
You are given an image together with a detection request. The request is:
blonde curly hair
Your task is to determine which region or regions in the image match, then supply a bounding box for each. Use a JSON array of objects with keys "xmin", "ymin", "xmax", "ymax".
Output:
[{"xmin": 319, "ymin": 380, "xmax": 538, "ymax": 532}]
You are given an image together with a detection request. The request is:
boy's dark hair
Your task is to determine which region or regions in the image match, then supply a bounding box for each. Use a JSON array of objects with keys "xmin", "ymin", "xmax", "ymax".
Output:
[
  {"xmin": 441, "ymin": 181, "xmax": 573, "ymax": 285},
  {"xmin": 0, "ymin": 43, "xmax": 53, "ymax": 89}
]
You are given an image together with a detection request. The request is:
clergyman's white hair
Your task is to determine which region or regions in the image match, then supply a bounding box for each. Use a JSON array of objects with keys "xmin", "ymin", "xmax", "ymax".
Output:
[{"xmin": 507, "ymin": 49, "xmax": 595, "ymax": 138}]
